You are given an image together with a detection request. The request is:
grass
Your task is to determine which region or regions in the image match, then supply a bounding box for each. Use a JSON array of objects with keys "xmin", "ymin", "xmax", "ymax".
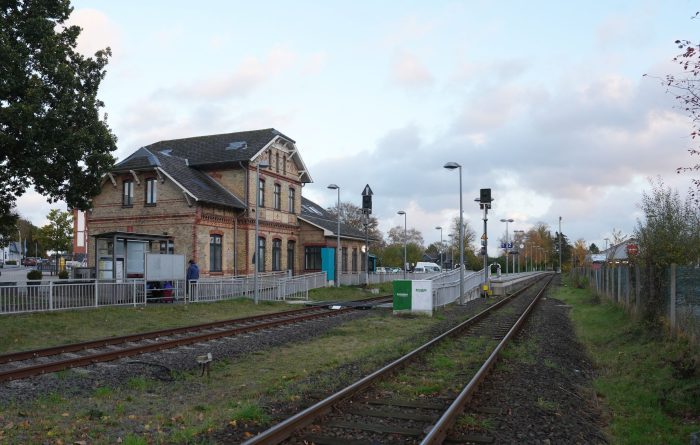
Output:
[
  {"xmin": 0, "ymin": 286, "xmax": 373, "ymax": 354},
  {"xmin": 0, "ymin": 307, "xmax": 453, "ymax": 444},
  {"xmin": 555, "ymin": 279, "xmax": 700, "ymax": 445}
]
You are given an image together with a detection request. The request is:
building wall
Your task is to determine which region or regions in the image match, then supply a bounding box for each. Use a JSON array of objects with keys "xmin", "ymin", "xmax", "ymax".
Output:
[
  {"xmin": 86, "ymin": 141, "xmax": 358, "ymax": 279},
  {"xmin": 87, "ymin": 172, "xmax": 197, "ymax": 269}
]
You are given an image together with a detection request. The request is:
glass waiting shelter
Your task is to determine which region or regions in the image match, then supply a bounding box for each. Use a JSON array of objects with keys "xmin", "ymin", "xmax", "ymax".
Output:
[{"xmin": 93, "ymin": 232, "xmax": 174, "ymax": 280}]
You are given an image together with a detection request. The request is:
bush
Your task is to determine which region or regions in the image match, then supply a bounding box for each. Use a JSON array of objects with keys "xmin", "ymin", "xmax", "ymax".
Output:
[
  {"xmin": 26, "ymin": 269, "xmax": 42, "ymax": 280},
  {"xmin": 6, "ymin": 260, "xmax": 16, "ymax": 265},
  {"xmin": 58, "ymin": 270, "xmax": 69, "ymax": 279}
]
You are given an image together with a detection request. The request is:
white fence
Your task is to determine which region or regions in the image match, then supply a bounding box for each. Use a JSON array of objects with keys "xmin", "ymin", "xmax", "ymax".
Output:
[
  {"xmin": 0, "ymin": 279, "xmax": 146, "ymax": 314},
  {"xmin": 187, "ymin": 272, "xmax": 327, "ymax": 303},
  {"xmin": 0, "ymin": 271, "xmax": 327, "ymax": 315},
  {"xmin": 432, "ymin": 268, "xmax": 484, "ymax": 308}
]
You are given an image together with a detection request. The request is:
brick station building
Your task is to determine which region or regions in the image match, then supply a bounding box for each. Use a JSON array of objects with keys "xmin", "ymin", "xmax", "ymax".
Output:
[{"xmin": 84, "ymin": 128, "xmax": 368, "ymax": 280}]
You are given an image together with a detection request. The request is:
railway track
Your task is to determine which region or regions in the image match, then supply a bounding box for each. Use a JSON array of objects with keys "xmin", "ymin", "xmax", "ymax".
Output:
[
  {"xmin": 242, "ymin": 274, "xmax": 553, "ymax": 445},
  {"xmin": 0, "ymin": 295, "xmax": 390, "ymax": 383}
]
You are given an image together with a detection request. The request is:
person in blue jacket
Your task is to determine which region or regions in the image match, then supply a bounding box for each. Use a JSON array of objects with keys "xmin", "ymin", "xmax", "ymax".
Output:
[{"xmin": 186, "ymin": 259, "xmax": 199, "ymax": 294}]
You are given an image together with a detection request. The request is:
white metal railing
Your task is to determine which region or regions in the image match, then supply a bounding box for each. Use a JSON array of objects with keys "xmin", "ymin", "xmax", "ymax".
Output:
[
  {"xmin": 0, "ymin": 271, "xmax": 327, "ymax": 314},
  {"xmin": 432, "ymin": 269, "xmax": 484, "ymax": 308},
  {"xmin": 0, "ymin": 279, "xmax": 146, "ymax": 314},
  {"xmin": 187, "ymin": 272, "xmax": 327, "ymax": 303}
]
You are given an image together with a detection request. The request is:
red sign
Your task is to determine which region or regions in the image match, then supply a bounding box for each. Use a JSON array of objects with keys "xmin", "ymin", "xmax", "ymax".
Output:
[{"xmin": 626, "ymin": 244, "xmax": 639, "ymax": 256}]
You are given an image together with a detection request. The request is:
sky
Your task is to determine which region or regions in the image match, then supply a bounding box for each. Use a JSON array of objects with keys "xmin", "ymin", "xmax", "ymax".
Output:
[{"xmin": 16, "ymin": 0, "xmax": 700, "ymax": 254}]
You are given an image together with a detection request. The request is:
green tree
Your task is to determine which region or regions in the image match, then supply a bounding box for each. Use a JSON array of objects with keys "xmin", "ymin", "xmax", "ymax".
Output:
[
  {"xmin": 588, "ymin": 243, "xmax": 600, "ymax": 254},
  {"xmin": 1, "ymin": 0, "xmax": 117, "ymax": 234},
  {"xmin": 387, "ymin": 226, "xmax": 424, "ymax": 247},
  {"xmin": 635, "ymin": 179, "xmax": 699, "ymax": 321},
  {"xmin": 326, "ymin": 201, "xmax": 384, "ymax": 249},
  {"xmin": 37, "ymin": 209, "xmax": 73, "ymax": 254}
]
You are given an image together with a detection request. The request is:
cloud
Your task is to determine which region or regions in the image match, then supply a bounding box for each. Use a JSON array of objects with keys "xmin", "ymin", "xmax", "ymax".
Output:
[
  {"xmin": 65, "ymin": 9, "xmax": 122, "ymax": 59},
  {"xmin": 302, "ymin": 52, "xmax": 328, "ymax": 76},
  {"xmin": 383, "ymin": 15, "xmax": 436, "ymax": 48},
  {"xmin": 391, "ymin": 52, "xmax": 434, "ymax": 89},
  {"xmin": 155, "ymin": 46, "xmax": 297, "ymax": 100}
]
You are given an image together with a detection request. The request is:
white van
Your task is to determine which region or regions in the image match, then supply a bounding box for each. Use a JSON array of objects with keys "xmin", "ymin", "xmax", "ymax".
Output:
[{"xmin": 414, "ymin": 262, "xmax": 441, "ymax": 273}]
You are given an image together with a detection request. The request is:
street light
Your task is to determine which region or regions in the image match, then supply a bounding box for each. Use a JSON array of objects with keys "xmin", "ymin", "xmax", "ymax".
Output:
[
  {"xmin": 327, "ymin": 184, "xmax": 341, "ymax": 288},
  {"xmin": 514, "ymin": 230, "xmax": 525, "ymax": 273},
  {"xmin": 254, "ymin": 160, "xmax": 270, "ymax": 304},
  {"xmin": 500, "ymin": 218, "xmax": 514, "ymax": 275},
  {"xmin": 397, "ymin": 211, "xmax": 407, "ymax": 279},
  {"xmin": 448, "ymin": 234, "xmax": 454, "ymax": 267},
  {"xmin": 444, "ymin": 161, "xmax": 464, "ymax": 300},
  {"xmin": 435, "ymin": 226, "xmax": 443, "ymax": 270}
]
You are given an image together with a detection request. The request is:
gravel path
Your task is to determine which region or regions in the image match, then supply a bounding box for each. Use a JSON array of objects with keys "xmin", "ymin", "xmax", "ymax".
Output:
[{"xmin": 462, "ymin": 292, "xmax": 609, "ymax": 443}]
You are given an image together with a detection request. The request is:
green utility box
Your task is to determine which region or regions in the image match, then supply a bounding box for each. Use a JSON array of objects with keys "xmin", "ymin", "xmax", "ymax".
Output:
[{"xmin": 393, "ymin": 280, "xmax": 412, "ymax": 312}]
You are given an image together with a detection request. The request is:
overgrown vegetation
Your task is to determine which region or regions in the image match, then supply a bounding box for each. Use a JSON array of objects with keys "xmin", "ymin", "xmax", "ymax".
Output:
[
  {"xmin": 556, "ymin": 278, "xmax": 700, "ymax": 444},
  {"xmin": 635, "ymin": 178, "xmax": 700, "ymax": 322}
]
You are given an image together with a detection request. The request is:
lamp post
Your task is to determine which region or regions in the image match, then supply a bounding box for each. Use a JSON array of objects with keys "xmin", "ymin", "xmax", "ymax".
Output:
[
  {"xmin": 558, "ymin": 216, "xmax": 563, "ymax": 273},
  {"xmin": 444, "ymin": 162, "xmax": 464, "ymax": 300},
  {"xmin": 500, "ymin": 218, "xmax": 514, "ymax": 275},
  {"xmin": 254, "ymin": 160, "xmax": 270, "ymax": 304},
  {"xmin": 448, "ymin": 234, "xmax": 454, "ymax": 267},
  {"xmin": 327, "ymin": 184, "xmax": 341, "ymax": 287},
  {"xmin": 435, "ymin": 226, "xmax": 443, "ymax": 270},
  {"xmin": 397, "ymin": 211, "xmax": 407, "ymax": 279}
]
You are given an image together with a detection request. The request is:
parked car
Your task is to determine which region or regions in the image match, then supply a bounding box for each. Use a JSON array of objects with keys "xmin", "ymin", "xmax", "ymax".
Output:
[
  {"xmin": 376, "ymin": 267, "xmax": 388, "ymax": 274},
  {"xmin": 22, "ymin": 257, "xmax": 37, "ymax": 267},
  {"xmin": 390, "ymin": 267, "xmax": 402, "ymax": 273}
]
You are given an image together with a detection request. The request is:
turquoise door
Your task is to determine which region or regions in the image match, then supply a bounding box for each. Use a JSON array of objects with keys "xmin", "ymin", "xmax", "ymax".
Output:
[{"xmin": 321, "ymin": 247, "xmax": 335, "ymax": 282}]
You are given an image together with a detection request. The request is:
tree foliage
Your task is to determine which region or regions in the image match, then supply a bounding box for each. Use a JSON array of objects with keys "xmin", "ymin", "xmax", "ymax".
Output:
[
  {"xmin": 37, "ymin": 209, "xmax": 73, "ymax": 253},
  {"xmin": 326, "ymin": 201, "xmax": 384, "ymax": 248},
  {"xmin": 634, "ymin": 179, "xmax": 699, "ymax": 321},
  {"xmin": 1, "ymin": 0, "xmax": 117, "ymax": 232},
  {"xmin": 387, "ymin": 225, "xmax": 424, "ymax": 247}
]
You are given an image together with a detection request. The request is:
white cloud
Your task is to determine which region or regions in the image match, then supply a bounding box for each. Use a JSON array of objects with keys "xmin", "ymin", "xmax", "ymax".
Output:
[
  {"xmin": 391, "ymin": 52, "xmax": 434, "ymax": 89},
  {"xmin": 65, "ymin": 9, "xmax": 121, "ymax": 59}
]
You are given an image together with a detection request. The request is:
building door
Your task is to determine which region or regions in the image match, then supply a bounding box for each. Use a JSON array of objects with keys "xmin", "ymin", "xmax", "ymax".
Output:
[{"xmin": 321, "ymin": 247, "xmax": 335, "ymax": 283}]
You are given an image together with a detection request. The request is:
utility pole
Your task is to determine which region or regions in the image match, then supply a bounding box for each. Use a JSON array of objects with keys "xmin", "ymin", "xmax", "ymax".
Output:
[
  {"xmin": 476, "ymin": 188, "xmax": 492, "ymax": 296},
  {"xmin": 559, "ymin": 216, "xmax": 563, "ymax": 274}
]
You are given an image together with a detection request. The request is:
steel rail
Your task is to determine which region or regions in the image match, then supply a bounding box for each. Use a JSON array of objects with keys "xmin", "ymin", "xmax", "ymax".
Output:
[
  {"xmin": 241, "ymin": 274, "xmax": 548, "ymax": 445},
  {"xmin": 0, "ymin": 295, "xmax": 390, "ymax": 365},
  {"xmin": 421, "ymin": 273, "xmax": 554, "ymax": 444},
  {"xmin": 0, "ymin": 296, "xmax": 390, "ymax": 382}
]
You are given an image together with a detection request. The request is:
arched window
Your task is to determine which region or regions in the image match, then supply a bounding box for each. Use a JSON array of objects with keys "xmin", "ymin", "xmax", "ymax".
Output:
[
  {"xmin": 275, "ymin": 152, "xmax": 280, "ymax": 172},
  {"xmin": 272, "ymin": 239, "xmax": 281, "ymax": 271},
  {"xmin": 342, "ymin": 247, "xmax": 348, "ymax": 272},
  {"xmin": 273, "ymin": 184, "xmax": 281, "ymax": 210},
  {"xmin": 123, "ymin": 180, "xmax": 134, "ymax": 206},
  {"xmin": 258, "ymin": 179, "xmax": 265, "ymax": 207},
  {"xmin": 287, "ymin": 241, "xmax": 295, "ymax": 274},
  {"xmin": 288, "ymin": 187, "xmax": 295, "ymax": 213},
  {"xmin": 352, "ymin": 248, "xmax": 358, "ymax": 272},
  {"xmin": 257, "ymin": 237, "xmax": 266, "ymax": 272},
  {"xmin": 283, "ymin": 155, "xmax": 287, "ymax": 175},
  {"xmin": 210, "ymin": 235, "xmax": 222, "ymax": 272}
]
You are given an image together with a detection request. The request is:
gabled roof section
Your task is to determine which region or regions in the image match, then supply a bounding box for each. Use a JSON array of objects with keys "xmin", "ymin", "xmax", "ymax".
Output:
[
  {"xmin": 137, "ymin": 128, "xmax": 312, "ymax": 183},
  {"xmin": 299, "ymin": 197, "xmax": 368, "ymax": 241},
  {"xmin": 111, "ymin": 148, "xmax": 246, "ymax": 209}
]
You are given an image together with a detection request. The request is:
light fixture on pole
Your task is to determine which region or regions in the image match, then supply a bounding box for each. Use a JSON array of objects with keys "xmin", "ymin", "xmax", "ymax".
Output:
[
  {"xmin": 254, "ymin": 160, "xmax": 270, "ymax": 304},
  {"xmin": 499, "ymin": 218, "xmax": 514, "ymax": 275},
  {"xmin": 397, "ymin": 211, "xmax": 407, "ymax": 279},
  {"xmin": 435, "ymin": 226, "xmax": 443, "ymax": 270},
  {"xmin": 443, "ymin": 162, "xmax": 464, "ymax": 300},
  {"xmin": 327, "ymin": 184, "xmax": 341, "ymax": 288}
]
